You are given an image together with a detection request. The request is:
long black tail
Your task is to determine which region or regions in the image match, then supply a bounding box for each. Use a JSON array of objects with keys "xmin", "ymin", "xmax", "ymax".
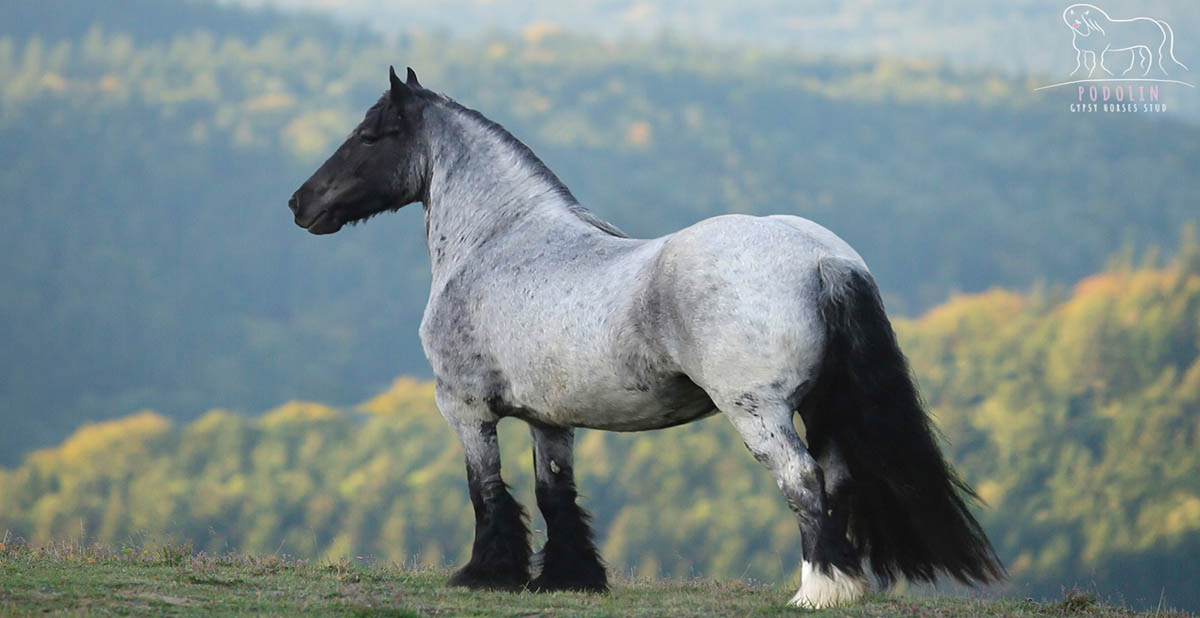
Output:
[{"xmin": 800, "ymin": 257, "xmax": 1006, "ymax": 587}]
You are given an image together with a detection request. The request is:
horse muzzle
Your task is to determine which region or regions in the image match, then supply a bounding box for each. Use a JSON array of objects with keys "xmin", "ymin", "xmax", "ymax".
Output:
[{"xmin": 289, "ymin": 190, "xmax": 343, "ymax": 235}]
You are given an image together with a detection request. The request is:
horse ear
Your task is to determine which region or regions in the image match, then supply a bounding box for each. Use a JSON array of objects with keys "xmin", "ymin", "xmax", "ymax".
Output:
[
  {"xmin": 389, "ymin": 65, "xmax": 408, "ymax": 100},
  {"xmin": 406, "ymin": 67, "xmax": 421, "ymax": 88}
]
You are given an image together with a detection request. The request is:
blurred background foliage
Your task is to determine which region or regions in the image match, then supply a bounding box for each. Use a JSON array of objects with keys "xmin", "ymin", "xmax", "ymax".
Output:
[
  {"xmin": 221, "ymin": 0, "xmax": 1200, "ymax": 80},
  {"xmin": 1, "ymin": 0, "xmax": 1198, "ymax": 610},
  {"xmin": 2, "ymin": 0, "xmax": 1198, "ymax": 462}
]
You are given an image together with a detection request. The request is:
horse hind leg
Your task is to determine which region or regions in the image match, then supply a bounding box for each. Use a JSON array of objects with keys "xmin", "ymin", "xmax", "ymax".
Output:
[
  {"xmin": 801, "ymin": 421, "xmax": 854, "ymax": 553},
  {"xmin": 527, "ymin": 423, "xmax": 608, "ymax": 592},
  {"xmin": 1122, "ymin": 48, "xmax": 1140, "ymax": 75},
  {"xmin": 720, "ymin": 394, "xmax": 867, "ymax": 608}
]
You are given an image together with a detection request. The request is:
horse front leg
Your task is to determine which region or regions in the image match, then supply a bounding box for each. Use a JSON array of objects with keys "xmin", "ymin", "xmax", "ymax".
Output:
[
  {"xmin": 528, "ymin": 422, "xmax": 608, "ymax": 591},
  {"xmin": 724, "ymin": 401, "xmax": 866, "ymax": 608},
  {"xmin": 440, "ymin": 394, "xmax": 531, "ymax": 590},
  {"xmin": 1098, "ymin": 45, "xmax": 1115, "ymax": 75}
]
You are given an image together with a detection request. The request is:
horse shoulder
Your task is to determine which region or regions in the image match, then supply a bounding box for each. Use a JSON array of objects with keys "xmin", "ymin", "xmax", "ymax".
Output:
[{"xmin": 419, "ymin": 265, "xmax": 492, "ymax": 376}]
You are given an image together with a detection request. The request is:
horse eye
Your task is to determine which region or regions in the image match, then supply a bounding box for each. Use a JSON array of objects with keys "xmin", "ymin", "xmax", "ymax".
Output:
[{"xmin": 360, "ymin": 132, "xmax": 379, "ymax": 144}]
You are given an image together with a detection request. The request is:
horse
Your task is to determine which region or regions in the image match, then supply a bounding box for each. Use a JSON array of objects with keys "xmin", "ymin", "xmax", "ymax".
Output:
[
  {"xmin": 289, "ymin": 67, "xmax": 1006, "ymax": 608},
  {"xmin": 1063, "ymin": 3, "xmax": 1189, "ymax": 77}
]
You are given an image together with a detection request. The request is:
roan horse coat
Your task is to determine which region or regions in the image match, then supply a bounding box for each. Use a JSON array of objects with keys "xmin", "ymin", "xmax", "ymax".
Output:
[{"xmin": 289, "ymin": 67, "xmax": 1004, "ymax": 607}]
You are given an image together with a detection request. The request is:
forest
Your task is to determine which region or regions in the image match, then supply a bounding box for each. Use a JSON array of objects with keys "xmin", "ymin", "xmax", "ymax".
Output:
[
  {"xmin": 2, "ymin": 246, "xmax": 1198, "ymax": 608},
  {"xmin": 2, "ymin": 0, "xmax": 1198, "ymax": 463},
  {"xmin": 218, "ymin": 0, "xmax": 1200, "ymax": 81}
]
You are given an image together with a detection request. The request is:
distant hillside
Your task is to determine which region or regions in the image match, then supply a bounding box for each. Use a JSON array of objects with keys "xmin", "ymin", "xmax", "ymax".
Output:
[
  {"xmin": 235, "ymin": 0, "xmax": 1200, "ymax": 76},
  {"xmin": 3, "ymin": 250, "xmax": 1198, "ymax": 610},
  {"xmin": 233, "ymin": 0, "xmax": 1200, "ymax": 120},
  {"xmin": 2, "ymin": 2, "xmax": 1199, "ymax": 462}
]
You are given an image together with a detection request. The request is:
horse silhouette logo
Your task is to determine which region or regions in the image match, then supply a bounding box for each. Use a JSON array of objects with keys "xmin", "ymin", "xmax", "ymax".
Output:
[{"xmin": 1063, "ymin": 4, "xmax": 1189, "ymax": 76}]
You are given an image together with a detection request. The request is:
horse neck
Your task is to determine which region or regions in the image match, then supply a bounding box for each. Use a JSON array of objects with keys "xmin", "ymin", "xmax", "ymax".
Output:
[{"xmin": 421, "ymin": 109, "xmax": 595, "ymax": 277}]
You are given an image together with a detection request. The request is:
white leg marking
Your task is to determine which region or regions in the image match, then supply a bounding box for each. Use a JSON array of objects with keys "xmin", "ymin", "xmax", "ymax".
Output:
[{"xmin": 788, "ymin": 561, "xmax": 868, "ymax": 609}]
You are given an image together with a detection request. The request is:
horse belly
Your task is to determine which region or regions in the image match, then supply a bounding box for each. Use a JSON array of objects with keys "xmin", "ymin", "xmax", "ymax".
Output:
[
  {"xmin": 516, "ymin": 371, "xmax": 718, "ymax": 431},
  {"xmin": 1109, "ymin": 19, "xmax": 1163, "ymax": 51}
]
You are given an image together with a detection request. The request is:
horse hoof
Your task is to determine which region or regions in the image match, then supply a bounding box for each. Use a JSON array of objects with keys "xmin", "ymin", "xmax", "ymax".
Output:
[
  {"xmin": 529, "ymin": 551, "xmax": 609, "ymax": 593},
  {"xmin": 787, "ymin": 561, "xmax": 868, "ymax": 609}
]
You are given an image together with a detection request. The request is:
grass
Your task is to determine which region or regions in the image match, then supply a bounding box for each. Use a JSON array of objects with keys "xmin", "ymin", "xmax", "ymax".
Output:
[{"xmin": 0, "ymin": 541, "xmax": 1192, "ymax": 617}]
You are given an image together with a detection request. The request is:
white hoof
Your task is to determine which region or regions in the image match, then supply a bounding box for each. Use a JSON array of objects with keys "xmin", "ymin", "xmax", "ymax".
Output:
[{"xmin": 787, "ymin": 561, "xmax": 868, "ymax": 609}]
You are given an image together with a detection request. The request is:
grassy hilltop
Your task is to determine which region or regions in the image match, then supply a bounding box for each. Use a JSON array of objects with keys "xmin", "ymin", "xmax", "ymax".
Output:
[{"xmin": 0, "ymin": 543, "xmax": 1191, "ymax": 617}]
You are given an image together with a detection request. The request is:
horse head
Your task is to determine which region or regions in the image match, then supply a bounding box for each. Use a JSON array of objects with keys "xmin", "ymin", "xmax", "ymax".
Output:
[
  {"xmin": 289, "ymin": 67, "xmax": 432, "ymax": 235},
  {"xmin": 1063, "ymin": 3, "xmax": 1107, "ymax": 37}
]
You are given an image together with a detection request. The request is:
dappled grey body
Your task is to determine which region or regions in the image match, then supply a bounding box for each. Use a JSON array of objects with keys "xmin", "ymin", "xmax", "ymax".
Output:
[
  {"xmin": 290, "ymin": 67, "xmax": 1004, "ymax": 607},
  {"xmin": 424, "ymin": 212, "xmax": 862, "ymax": 431}
]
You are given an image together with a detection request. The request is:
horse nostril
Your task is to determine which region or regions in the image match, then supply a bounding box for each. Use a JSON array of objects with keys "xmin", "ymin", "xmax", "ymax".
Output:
[{"xmin": 289, "ymin": 194, "xmax": 300, "ymax": 214}]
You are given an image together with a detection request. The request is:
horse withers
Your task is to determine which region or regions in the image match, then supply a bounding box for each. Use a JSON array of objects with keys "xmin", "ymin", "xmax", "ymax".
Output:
[{"xmin": 289, "ymin": 67, "xmax": 1005, "ymax": 607}]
